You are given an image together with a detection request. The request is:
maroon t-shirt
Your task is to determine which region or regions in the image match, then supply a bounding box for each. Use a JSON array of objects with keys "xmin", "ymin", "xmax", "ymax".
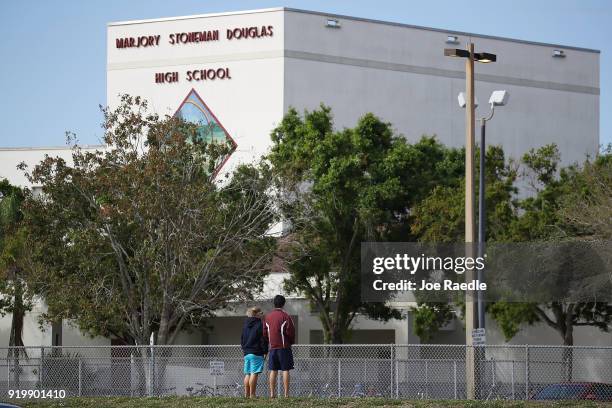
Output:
[{"xmin": 263, "ymin": 308, "xmax": 295, "ymax": 349}]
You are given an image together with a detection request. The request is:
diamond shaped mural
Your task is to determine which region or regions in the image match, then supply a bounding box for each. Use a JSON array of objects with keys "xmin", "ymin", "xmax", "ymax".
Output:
[{"xmin": 174, "ymin": 89, "xmax": 237, "ymax": 176}]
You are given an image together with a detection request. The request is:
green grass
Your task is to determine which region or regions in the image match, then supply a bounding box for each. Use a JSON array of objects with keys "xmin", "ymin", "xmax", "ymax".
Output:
[{"xmin": 11, "ymin": 397, "xmax": 612, "ymax": 408}]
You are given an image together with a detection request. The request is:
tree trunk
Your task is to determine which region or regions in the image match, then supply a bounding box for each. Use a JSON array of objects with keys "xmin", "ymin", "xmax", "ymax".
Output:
[
  {"xmin": 9, "ymin": 281, "xmax": 25, "ymax": 347},
  {"xmin": 9, "ymin": 278, "xmax": 26, "ymax": 388},
  {"xmin": 331, "ymin": 326, "xmax": 345, "ymax": 344},
  {"xmin": 537, "ymin": 303, "xmax": 575, "ymax": 382},
  {"xmin": 153, "ymin": 298, "xmax": 173, "ymax": 395},
  {"xmin": 322, "ymin": 322, "xmax": 332, "ymax": 345},
  {"xmin": 562, "ymin": 324, "xmax": 573, "ymax": 346},
  {"xmin": 157, "ymin": 301, "xmax": 171, "ymax": 346},
  {"xmin": 323, "ymin": 305, "xmax": 349, "ymax": 345},
  {"xmin": 133, "ymin": 347, "xmax": 148, "ymax": 396}
]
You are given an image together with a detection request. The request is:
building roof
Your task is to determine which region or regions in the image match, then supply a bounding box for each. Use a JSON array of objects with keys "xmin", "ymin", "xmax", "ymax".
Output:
[{"xmin": 108, "ymin": 7, "xmax": 599, "ymax": 54}]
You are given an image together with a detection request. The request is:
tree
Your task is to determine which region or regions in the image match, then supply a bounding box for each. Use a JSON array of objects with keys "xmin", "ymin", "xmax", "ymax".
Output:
[
  {"xmin": 558, "ymin": 145, "xmax": 612, "ymax": 241},
  {"xmin": 411, "ymin": 143, "xmax": 612, "ymax": 346},
  {"xmin": 410, "ymin": 145, "xmax": 518, "ymax": 340},
  {"xmin": 558, "ymin": 146, "xmax": 612, "ymax": 291},
  {"xmin": 411, "ymin": 145, "xmax": 518, "ymax": 243},
  {"xmin": 495, "ymin": 145, "xmax": 611, "ymax": 346},
  {"xmin": 0, "ymin": 179, "xmax": 36, "ymax": 387},
  {"xmin": 21, "ymin": 95, "xmax": 277, "ymax": 348},
  {"xmin": 411, "ymin": 303, "xmax": 455, "ymax": 342},
  {"xmin": 268, "ymin": 106, "xmax": 464, "ymax": 343},
  {"xmin": 0, "ymin": 180, "xmax": 35, "ymax": 349}
]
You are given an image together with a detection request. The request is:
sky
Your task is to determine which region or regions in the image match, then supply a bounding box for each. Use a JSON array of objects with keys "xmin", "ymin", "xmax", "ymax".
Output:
[{"xmin": 0, "ymin": 0, "xmax": 610, "ymax": 148}]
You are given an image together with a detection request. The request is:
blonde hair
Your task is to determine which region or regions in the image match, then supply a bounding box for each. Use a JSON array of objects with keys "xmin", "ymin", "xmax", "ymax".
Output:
[{"xmin": 246, "ymin": 306, "xmax": 262, "ymax": 317}]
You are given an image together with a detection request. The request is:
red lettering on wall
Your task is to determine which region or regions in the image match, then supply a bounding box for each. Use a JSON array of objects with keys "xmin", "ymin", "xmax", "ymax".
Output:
[
  {"xmin": 116, "ymin": 25, "xmax": 273, "ymax": 49},
  {"xmin": 226, "ymin": 25, "xmax": 274, "ymax": 40},
  {"xmin": 185, "ymin": 68, "xmax": 231, "ymax": 83},
  {"xmin": 116, "ymin": 35, "xmax": 161, "ymax": 49},
  {"xmin": 155, "ymin": 72, "xmax": 179, "ymax": 84},
  {"xmin": 169, "ymin": 30, "xmax": 219, "ymax": 45}
]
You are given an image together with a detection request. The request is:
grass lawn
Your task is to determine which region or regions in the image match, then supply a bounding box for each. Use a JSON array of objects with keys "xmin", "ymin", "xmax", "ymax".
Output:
[{"xmin": 11, "ymin": 397, "xmax": 612, "ymax": 408}]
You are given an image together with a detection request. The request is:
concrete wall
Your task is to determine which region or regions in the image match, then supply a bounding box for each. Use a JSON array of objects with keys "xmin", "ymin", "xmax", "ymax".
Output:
[
  {"xmin": 0, "ymin": 146, "xmax": 103, "ymax": 188},
  {"xmin": 283, "ymin": 9, "xmax": 599, "ymax": 168},
  {"xmin": 417, "ymin": 311, "xmax": 612, "ymax": 347}
]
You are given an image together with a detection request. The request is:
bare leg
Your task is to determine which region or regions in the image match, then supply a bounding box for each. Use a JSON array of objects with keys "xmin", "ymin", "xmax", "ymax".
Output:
[
  {"xmin": 248, "ymin": 373, "xmax": 259, "ymax": 397},
  {"xmin": 243, "ymin": 374, "xmax": 250, "ymax": 398},
  {"xmin": 282, "ymin": 370, "xmax": 290, "ymax": 397},
  {"xmin": 269, "ymin": 370, "xmax": 278, "ymax": 398}
]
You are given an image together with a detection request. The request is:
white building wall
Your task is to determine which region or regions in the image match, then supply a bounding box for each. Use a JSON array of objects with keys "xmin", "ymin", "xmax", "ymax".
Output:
[
  {"xmin": 0, "ymin": 146, "xmax": 102, "ymax": 188},
  {"xmin": 283, "ymin": 9, "xmax": 599, "ymax": 168}
]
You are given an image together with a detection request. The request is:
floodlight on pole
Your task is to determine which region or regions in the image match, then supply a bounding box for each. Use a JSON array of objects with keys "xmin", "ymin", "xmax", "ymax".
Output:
[
  {"xmin": 489, "ymin": 90, "xmax": 509, "ymax": 106},
  {"xmin": 444, "ymin": 48, "xmax": 497, "ymax": 63},
  {"xmin": 458, "ymin": 92, "xmax": 479, "ymax": 109},
  {"xmin": 474, "ymin": 52, "xmax": 497, "ymax": 63},
  {"xmin": 444, "ymin": 48, "xmax": 470, "ymax": 58}
]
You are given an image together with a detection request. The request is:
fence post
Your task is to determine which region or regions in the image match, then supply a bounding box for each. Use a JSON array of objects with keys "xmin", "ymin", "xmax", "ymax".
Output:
[
  {"xmin": 524, "ymin": 345, "xmax": 529, "ymax": 400},
  {"xmin": 151, "ymin": 345, "xmax": 156, "ymax": 396},
  {"xmin": 390, "ymin": 345, "xmax": 394, "ymax": 398},
  {"xmin": 511, "ymin": 359, "xmax": 515, "ymax": 400},
  {"xmin": 147, "ymin": 347, "xmax": 152, "ymax": 397},
  {"xmin": 78, "ymin": 358, "xmax": 82, "ymax": 397},
  {"xmin": 425, "ymin": 359, "xmax": 428, "ymax": 399},
  {"xmin": 130, "ymin": 352, "xmax": 134, "ymax": 397},
  {"xmin": 337, "ymin": 358, "xmax": 341, "ymax": 397},
  {"xmin": 39, "ymin": 346, "xmax": 44, "ymax": 389},
  {"xmin": 6, "ymin": 359, "xmax": 9, "ymax": 393},
  {"xmin": 453, "ymin": 360, "xmax": 457, "ymax": 399},
  {"xmin": 395, "ymin": 348, "xmax": 399, "ymax": 399}
]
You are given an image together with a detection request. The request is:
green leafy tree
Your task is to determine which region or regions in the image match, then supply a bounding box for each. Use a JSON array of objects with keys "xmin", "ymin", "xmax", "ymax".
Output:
[
  {"xmin": 410, "ymin": 146, "xmax": 518, "ymax": 340},
  {"xmin": 411, "ymin": 143, "xmax": 612, "ymax": 346},
  {"xmin": 412, "ymin": 145, "xmax": 518, "ymax": 243},
  {"xmin": 558, "ymin": 145, "xmax": 612, "ymax": 240},
  {"xmin": 492, "ymin": 146, "xmax": 611, "ymax": 346},
  {"xmin": 268, "ymin": 106, "xmax": 463, "ymax": 343},
  {"xmin": 0, "ymin": 180, "xmax": 35, "ymax": 347},
  {"xmin": 0, "ymin": 180, "xmax": 35, "ymax": 386},
  {"xmin": 412, "ymin": 303, "xmax": 455, "ymax": 342},
  {"xmin": 21, "ymin": 95, "xmax": 277, "ymax": 348}
]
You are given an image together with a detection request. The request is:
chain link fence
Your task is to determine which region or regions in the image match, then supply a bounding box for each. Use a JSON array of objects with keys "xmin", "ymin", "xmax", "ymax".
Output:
[{"xmin": 1, "ymin": 344, "xmax": 611, "ymax": 400}]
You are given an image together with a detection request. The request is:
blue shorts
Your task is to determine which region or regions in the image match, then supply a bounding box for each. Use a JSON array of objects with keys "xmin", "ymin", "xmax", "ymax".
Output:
[
  {"xmin": 268, "ymin": 348, "xmax": 294, "ymax": 371},
  {"xmin": 243, "ymin": 354, "xmax": 265, "ymax": 374}
]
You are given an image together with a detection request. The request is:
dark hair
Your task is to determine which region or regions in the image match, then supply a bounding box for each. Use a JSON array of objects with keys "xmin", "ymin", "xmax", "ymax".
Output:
[{"xmin": 273, "ymin": 294, "xmax": 286, "ymax": 308}]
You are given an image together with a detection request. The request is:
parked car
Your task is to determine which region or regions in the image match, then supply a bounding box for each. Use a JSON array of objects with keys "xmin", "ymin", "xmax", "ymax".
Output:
[{"xmin": 531, "ymin": 383, "xmax": 612, "ymax": 401}]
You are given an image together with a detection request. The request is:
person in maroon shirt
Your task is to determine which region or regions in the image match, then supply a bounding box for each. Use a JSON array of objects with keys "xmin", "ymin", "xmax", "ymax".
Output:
[{"xmin": 263, "ymin": 295, "xmax": 295, "ymax": 397}]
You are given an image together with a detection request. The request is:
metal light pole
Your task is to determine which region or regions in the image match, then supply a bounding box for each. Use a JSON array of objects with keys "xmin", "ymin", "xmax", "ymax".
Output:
[
  {"xmin": 478, "ymin": 116, "xmax": 487, "ymax": 330},
  {"xmin": 477, "ymin": 90, "xmax": 509, "ymax": 329},
  {"xmin": 444, "ymin": 43, "xmax": 496, "ymax": 400},
  {"xmin": 464, "ymin": 43, "xmax": 478, "ymax": 401}
]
